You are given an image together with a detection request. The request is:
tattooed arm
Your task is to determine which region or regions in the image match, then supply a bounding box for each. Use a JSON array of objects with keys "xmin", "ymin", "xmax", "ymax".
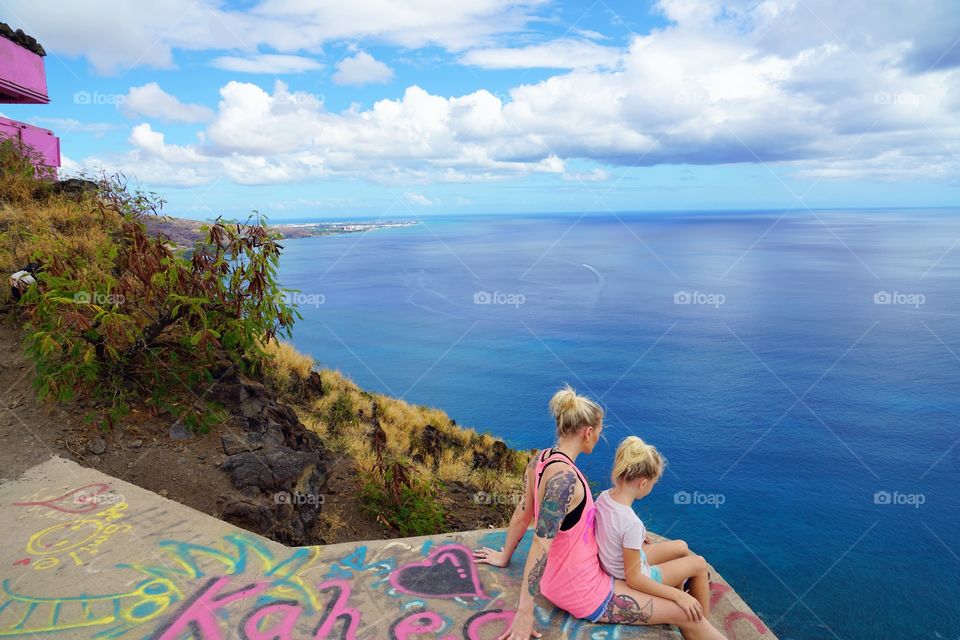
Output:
[
  {"xmin": 498, "ymin": 466, "xmax": 582, "ymax": 640},
  {"xmin": 475, "ymin": 454, "xmax": 539, "ymax": 568},
  {"xmin": 476, "ymin": 454, "xmax": 538, "ymax": 567}
]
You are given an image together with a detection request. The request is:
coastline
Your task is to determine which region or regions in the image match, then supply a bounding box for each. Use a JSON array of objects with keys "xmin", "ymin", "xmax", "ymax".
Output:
[{"xmin": 144, "ymin": 215, "xmax": 419, "ymax": 250}]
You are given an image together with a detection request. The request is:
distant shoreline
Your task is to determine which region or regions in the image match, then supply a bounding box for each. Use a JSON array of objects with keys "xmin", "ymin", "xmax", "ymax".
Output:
[
  {"xmin": 274, "ymin": 220, "xmax": 419, "ymax": 238},
  {"xmin": 144, "ymin": 216, "xmax": 418, "ymax": 249}
]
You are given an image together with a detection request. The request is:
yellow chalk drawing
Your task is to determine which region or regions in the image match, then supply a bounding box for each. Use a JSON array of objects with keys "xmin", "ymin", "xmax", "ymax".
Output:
[
  {"xmin": 0, "ymin": 577, "xmax": 179, "ymax": 637},
  {"xmin": 122, "ymin": 533, "xmax": 325, "ymax": 612},
  {"xmin": 27, "ymin": 520, "xmax": 103, "ymax": 554},
  {"xmin": 4, "ymin": 529, "xmax": 328, "ymax": 637},
  {"xmin": 24, "ymin": 503, "xmax": 130, "ymax": 570}
]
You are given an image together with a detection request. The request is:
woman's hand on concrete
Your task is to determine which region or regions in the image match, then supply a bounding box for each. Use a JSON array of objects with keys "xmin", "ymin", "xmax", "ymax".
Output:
[
  {"xmin": 473, "ymin": 546, "xmax": 509, "ymax": 568},
  {"xmin": 497, "ymin": 607, "xmax": 542, "ymax": 640}
]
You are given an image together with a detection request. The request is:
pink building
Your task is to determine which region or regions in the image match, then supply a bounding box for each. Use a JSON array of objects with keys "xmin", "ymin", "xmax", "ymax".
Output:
[{"xmin": 0, "ymin": 22, "xmax": 59, "ymax": 175}]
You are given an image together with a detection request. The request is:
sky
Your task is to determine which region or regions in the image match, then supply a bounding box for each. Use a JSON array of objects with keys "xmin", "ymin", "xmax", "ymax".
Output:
[{"xmin": 1, "ymin": 0, "xmax": 958, "ymax": 220}]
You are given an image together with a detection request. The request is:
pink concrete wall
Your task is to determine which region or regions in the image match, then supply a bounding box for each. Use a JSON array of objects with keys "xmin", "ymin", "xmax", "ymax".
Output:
[
  {"xmin": 0, "ymin": 116, "xmax": 60, "ymax": 172},
  {"xmin": 0, "ymin": 36, "xmax": 49, "ymax": 104}
]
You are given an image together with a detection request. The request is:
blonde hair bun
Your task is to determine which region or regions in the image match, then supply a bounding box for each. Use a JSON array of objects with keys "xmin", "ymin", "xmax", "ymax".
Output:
[
  {"xmin": 612, "ymin": 436, "xmax": 666, "ymax": 483},
  {"xmin": 549, "ymin": 384, "xmax": 604, "ymax": 437}
]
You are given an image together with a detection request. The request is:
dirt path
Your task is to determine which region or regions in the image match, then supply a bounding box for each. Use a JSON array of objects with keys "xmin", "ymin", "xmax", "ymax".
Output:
[
  {"xmin": 0, "ymin": 306, "xmax": 69, "ymax": 479},
  {"xmin": 0, "ymin": 304, "xmax": 232, "ymax": 513}
]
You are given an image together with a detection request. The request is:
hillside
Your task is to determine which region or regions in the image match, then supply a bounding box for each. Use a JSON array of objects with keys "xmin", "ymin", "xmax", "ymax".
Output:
[{"xmin": 0, "ymin": 147, "xmax": 528, "ymax": 545}]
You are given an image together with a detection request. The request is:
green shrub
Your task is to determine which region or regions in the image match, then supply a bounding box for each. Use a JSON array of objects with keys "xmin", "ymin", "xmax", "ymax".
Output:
[
  {"xmin": 13, "ymin": 170, "xmax": 298, "ymax": 431},
  {"xmin": 327, "ymin": 393, "xmax": 355, "ymax": 434},
  {"xmin": 360, "ymin": 473, "xmax": 447, "ymax": 537}
]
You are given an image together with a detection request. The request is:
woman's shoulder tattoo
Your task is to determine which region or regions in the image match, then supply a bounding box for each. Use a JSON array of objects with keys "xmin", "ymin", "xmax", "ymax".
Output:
[{"xmin": 535, "ymin": 468, "xmax": 578, "ymax": 538}]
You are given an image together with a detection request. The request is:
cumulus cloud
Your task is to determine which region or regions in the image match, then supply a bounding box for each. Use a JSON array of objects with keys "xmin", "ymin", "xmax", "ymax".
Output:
[
  {"xmin": 210, "ymin": 54, "xmax": 323, "ymax": 74},
  {"xmin": 195, "ymin": 80, "xmax": 567, "ymax": 183},
  {"xmin": 129, "ymin": 123, "xmax": 205, "ymax": 163},
  {"xmin": 59, "ymin": 154, "xmax": 82, "ymax": 177},
  {"xmin": 122, "ymin": 83, "xmax": 214, "ymax": 123},
  {"xmin": 4, "ymin": 0, "xmax": 548, "ymax": 74},
  {"xmin": 405, "ymin": 192, "xmax": 433, "ymax": 206},
  {"xmin": 68, "ymin": 0, "xmax": 959, "ymax": 187},
  {"xmin": 69, "ymin": 123, "xmax": 215, "ymax": 187},
  {"xmin": 333, "ymin": 52, "xmax": 394, "ymax": 86},
  {"xmin": 462, "ymin": 39, "xmax": 622, "ymax": 70}
]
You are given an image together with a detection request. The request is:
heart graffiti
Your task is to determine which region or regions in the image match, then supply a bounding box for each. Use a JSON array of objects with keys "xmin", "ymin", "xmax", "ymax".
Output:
[
  {"xmin": 390, "ymin": 544, "xmax": 487, "ymax": 599},
  {"xmin": 12, "ymin": 483, "xmax": 114, "ymax": 514}
]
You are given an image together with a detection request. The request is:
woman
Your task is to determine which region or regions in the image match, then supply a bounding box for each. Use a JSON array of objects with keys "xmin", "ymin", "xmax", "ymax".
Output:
[{"xmin": 474, "ymin": 385, "xmax": 727, "ymax": 640}]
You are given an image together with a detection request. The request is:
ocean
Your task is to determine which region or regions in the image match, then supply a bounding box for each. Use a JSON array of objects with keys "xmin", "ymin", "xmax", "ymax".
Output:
[{"xmin": 275, "ymin": 209, "xmax": 960, "ymax": 640}]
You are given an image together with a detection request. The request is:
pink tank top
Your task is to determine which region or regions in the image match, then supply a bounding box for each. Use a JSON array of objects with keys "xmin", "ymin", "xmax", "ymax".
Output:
[{"xmin": 532, "ymin": 448, "xmax": 611, "ymax": 619}]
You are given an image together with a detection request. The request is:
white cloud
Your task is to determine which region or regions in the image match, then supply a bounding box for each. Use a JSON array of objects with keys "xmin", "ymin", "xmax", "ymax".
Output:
[
  {"xmin": 122, "ymin": 83, "xmax": 214, "ymax": 123},
  {"xmin": 28, "ymin": 117, "xmax": 120, "ymax": 137},
  {"xmin": 462, "ymin": 39, "xmax": 622, "ymax": 70},
  {"xmin": 563, "ymin": 168, "xmax": 611, "ymax": 182},
  {"xmin": 333, "ymin": 52, "xmax": 394, "ymax": 86},
  {"xmin": 129, "ymin": 123, "xmax": 205, "ymax": 163},
  {"xmin": 210, "ymin": 54, "xmax": 324, "ymax": 74},
  {"xmin": 66, "ymin": 0, "xmax": 960, "ymax": 187},
  {"xmin": 5, "ymin": 0, "xmax": 549, "ymax": 74},
  {"xmin": 405, "ymin": 192, "xmax": 433, "ymax": 206},
  {"xmin": 58, "ymin": 154, "xmax": 82, "ymax": 177},
  {"xmin": 197, "ymin": 81, "xmax": 566, "ymax": 183}
]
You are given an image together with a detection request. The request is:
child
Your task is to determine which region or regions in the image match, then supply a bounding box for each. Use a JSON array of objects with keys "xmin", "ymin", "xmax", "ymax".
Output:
[{"xmin": 594, "ymin": 436, "xmax": 713, "ymax": 622}]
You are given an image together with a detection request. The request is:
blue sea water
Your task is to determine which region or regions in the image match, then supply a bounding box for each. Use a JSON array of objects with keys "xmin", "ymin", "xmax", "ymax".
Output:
[{"xmin": 276, "ymin": 210, "xmax": 960, "ymax": 640}]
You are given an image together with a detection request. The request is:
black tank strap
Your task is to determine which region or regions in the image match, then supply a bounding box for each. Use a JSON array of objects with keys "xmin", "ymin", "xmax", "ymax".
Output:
[{"xmin": 536, "ymin": 452, "xmax": 587, "ymax": 531}]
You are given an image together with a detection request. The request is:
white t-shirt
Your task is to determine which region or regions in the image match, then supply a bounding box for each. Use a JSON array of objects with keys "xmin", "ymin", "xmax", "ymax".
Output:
[{"xmin": 594, "ymin": 489, "xmax": 651, "ymax": 580}]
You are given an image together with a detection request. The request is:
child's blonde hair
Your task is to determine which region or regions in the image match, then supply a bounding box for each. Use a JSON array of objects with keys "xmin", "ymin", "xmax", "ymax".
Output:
[
  {"xmin": 548, "ymin": 384, "xmax": 604, "ymax": 438},
  {"xmin": 612, "ymin": 436, "xmax": 666, "ymax": 483}
]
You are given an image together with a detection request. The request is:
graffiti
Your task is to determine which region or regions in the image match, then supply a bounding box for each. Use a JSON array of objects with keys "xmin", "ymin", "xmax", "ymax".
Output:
[
  {"xmin": 389, "ymin": 607, "xmax": 604, "ymax": 640},
  {"xmin": 388, "ymin": 608, "xmax": 515, "ymax": 640},
  {"xmin": 710, "ymin": 583, "xmax": 772, "ymax": 638},
  {"xmin": 1, "ymin": 531, "xmax": 320, "ymax": 638},
  {"xmin": 462, "ymin": 609, "xmax": 515, "ymax": 639},
  {"xmin": 532, "ymin": 602, "xmax": 624, "ymax": 640},
  {"xmin": 152, "ymin": 578, "xmax": 360, "ymax": 640},
  {"xmin": 310, "ymin": 581, "xmax": 361, "ymax": 640},
  {"xmin": 389, "ymin": 545, "xmax": 486, "ymax": 600},
  {"xmin": 0, "ymin": 474, "xmax": 771, "ymax": 640},
  {"xmin": 20, "ymin": 502, "xmax": 130, "ymax": 570},
  {"xmin": 325, "ymin": 545, "xmax": 395, "ymax": 589},
  {"xmin": 0, "ymin": 577, "xmax": 179, "ymax": 637},
  {"xmin": 12, "ymin": 483, "xmax": 116, "ymax": 514},
  {"xmin": 390, "ymin": 608, "xmax": 457, "ymax": 640},
  {"xmin": 120, "ymin": 533, "xmax": 324, "ymax": 613},
  {"xmin": 240, "ymin": 600, "xmax": 301, "ymax": 640},
  {"xmin": 152, "ymin": 577, "xmax": 267, "ymax": 640}
]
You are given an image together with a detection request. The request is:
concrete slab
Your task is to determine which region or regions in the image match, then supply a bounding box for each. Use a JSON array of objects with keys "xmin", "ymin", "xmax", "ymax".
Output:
[{"xmin": 0, "ymin": 457, "xmax": 777, "ymax": 639}]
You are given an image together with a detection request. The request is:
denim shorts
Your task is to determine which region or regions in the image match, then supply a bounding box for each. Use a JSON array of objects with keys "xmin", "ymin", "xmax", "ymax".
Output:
[{"xmin": 585, "ymin": 576, "xmax": 616, "ymax": 623}]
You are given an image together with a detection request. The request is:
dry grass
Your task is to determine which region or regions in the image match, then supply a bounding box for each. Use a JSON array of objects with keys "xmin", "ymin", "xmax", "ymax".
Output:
[
  {"xmin": 0, "ymin": 144, "xmax": 120, "ymax": 282},
  {"xmin": 0, "ymin": 194, "xmax": 121, "ymax": 285},
  {"xmin": 261, "ymin": 338, "xmax": 315, "ymax": 392},
  {"xmin": 264, "ymin": 339, "xmax": 530, "ymax": 496},
  {"xmin": 314, "ymin": 509, "xmax": 348, "ymax": 541}
]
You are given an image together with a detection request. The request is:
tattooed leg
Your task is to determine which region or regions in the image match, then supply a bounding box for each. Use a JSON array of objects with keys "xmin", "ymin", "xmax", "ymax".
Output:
[{"xmin": 598, "ymin": 593, "xmax": 654, "ymax": 624}]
